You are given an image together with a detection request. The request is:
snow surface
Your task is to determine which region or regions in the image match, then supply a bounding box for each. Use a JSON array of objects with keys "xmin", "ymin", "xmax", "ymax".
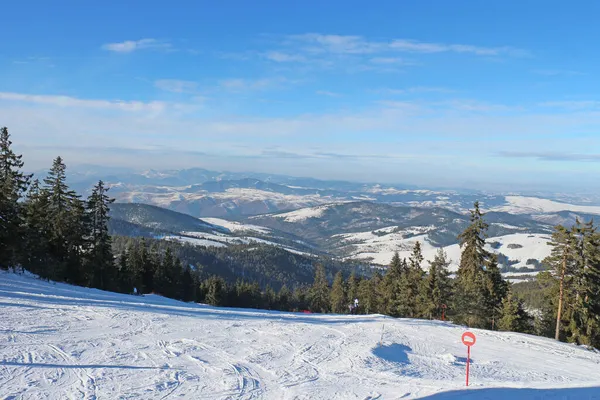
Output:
[
  {"xmin": 491, "ymin": 196, "xmax": 600, "ymax": 215},
  {"xmin": 272, "ymin": 204, "xmax": 337, "ymax": 222},
  {"xmin": 2, "ymin": 271, "xmax": 600, "ymax": 399},
  {"xmin": 341, "ymin": 230, "xmax": 552, "ymax": 271},
  {"xmin": 201, "ymin": 218, "xmax": 272, "ymax": 234}
]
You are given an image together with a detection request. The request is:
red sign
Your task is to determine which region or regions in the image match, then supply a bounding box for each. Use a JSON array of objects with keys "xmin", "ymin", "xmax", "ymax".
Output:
[{"xmin": 462, "ymin": 332, "xmax": 476, "ymax": 347}]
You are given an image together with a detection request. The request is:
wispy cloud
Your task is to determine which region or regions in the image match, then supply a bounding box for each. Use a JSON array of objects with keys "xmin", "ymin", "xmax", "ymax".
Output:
[
  {"xmin": 154, "ymin": 79, "xmax": 198, "ymax": 93},
  {"xmin": 539, "ymin": 100, "xmax": 600, "ymax": 110},
  {"xmin": 498, "ymin": 151, "xmax": 600, "ymax": 162},
  {"xmin": 377, "ymin": 87, "xmax": 454, "ymax": 95},
  {"xmin": 263, "ymin": 51, "xmax": 306, "ymax": 62},
  {"xmin": 288, "ymin": 33, "xmax": 530, "ymax": 57},
  {"xmin": 101, "ymin": 38, "xmax": 172, "ymax": 53},
  {"xmin": 0, "ymin": 92, "xmax": 169, "ymax": 113},
  {"xmin": 533, "ymin": 69, "xmax": 584, "ymax": 76},
  {"xmin": 316, "ymin": 90, "xmax": 341, "ymax": 97},
  {"xmin": 219, "ymin": 77, "xmax": 294, "ymax": 91}
]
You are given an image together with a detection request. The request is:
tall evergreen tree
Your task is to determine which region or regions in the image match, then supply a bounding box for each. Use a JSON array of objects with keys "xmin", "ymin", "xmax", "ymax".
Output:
[
  {"xmin": 86, "ymin": 180, "xmax": 115, "ymax": 290},
  {"xmin": 43, "ymin": 157, "xmax": 86, "ymax": 282},
  {"xmin": 454, "ymin": 201, "xmax": 494, "ymax": 327},
  {"xmin": 381, "ymin": 252, "xmax": 403, "ymax": 316},
  {"xmin": 22, "ymin": 179, "xmax": 51, "ymax": 277},
  {"xmin": 484, "ymin": 254, "xmax": 509, "ymax": 329},
  {"xmin": 546, "ymin": 225, "xmax": 577, "ymax": 340},
  {"xmin": 309, "ymin": 264, "xmax": 330, "ymax": 313},
  {"xmin": 0, "ymin": 127, "xmax": 31, "ymax": 269},
  {"xmin": 358, "ymin": 276, "xmax": 378, "ymax": 314},
  {"xmin": 346, "ymin": 271, "xmax": 359, "ymax": 305},
  {"xmin": 398, "ymin": 241, "xmax": 425, "ymax": 318},
  {"xmin": 568, "ymin": 220, "xmax": 600, "ymax": 346},
  {"xmin": 423, "ymin": 248, "xmax": 453, "ymax": 319},
  {"xmin": 330, "ymin": 271, "xmax": 347, "ymax": 313},
  {"xmin": 277, "ymin": 285, "xmax": 292, "ymax": 311},
  {"xmin": 498, "ymin": 291, "xmax": 532, "ymax": 333}
]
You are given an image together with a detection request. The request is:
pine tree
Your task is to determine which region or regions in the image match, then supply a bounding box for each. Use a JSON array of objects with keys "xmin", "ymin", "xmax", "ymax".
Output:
[
  {"xmin": 0, "ymin": 127, "xmax": 31, "ymax": 269},
  {"xmin": 381, "ymin": 252, "xmax": 403, "ymax": 316},
  {"xmin": 358, "ymin": 276, "xmax": 377, "ymax": 314},
  {"xmin": 181, "ymin": 265, "xmax": 197, "ymax": 302},
  {"xmin": 309, "ymin": 264, "xmax": 330, "ymax": 313},
  {"xmin": 205, "ymin": 275, "xmax": 227, "ymax": 306},
  {"xmin": 398, "ymin": 241, "xmax": 425, "ymax": 318},
  {"xmin": 22, "ymin": 179, "xmax": 51, "ymax": 277},
  {"xmin": 43, "ymin": 157, "xmax": 86, "ymax": 282},
  {"xmin": 423, "ymin": 248, "xmax": 453, "ymax": 319},
  {"xmin": 546, "ymin": 225, "xmax": 577, "ymax": 340},
  {"xmin": 86, "ymin": 180, "xmax": 115, "ymax": 290},
  {"xmin": 330, "ymin": 271, "xmax": 347, "ymax": 313},
  {"xmin": 568, "ymin": 220, "xmax": 600, "ymax": 346},
  {"xmin": 264, "ymin": 285, "xmax": 277, "ymax": 309},
  {"xmin": 346, "ymin": 271, "xmax": 359, "ymax": 306},
  {"xmin": 484, "ymin": 254, "xmax": 509, "ymax": 329},
  {"xmin": 498, "ymin": 291, "xmax": 532, "ymax": 333},
  {"xmin": 454, "ymin": 201, "xmax": 494, "ymax": 327},
  {"xmin": 277, "ymin": 285, "xmax": 292, "ymax": 311}
]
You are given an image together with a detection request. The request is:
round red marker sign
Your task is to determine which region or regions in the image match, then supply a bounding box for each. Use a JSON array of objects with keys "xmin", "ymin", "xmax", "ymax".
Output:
[{"xmin": 461, "ymin": 332, "xmax": 476, "ymax": 347}]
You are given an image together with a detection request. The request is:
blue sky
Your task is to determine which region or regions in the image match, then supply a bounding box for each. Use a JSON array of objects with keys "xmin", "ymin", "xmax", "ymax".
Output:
[{"xmin": 2, "ymin": 1, "xmax": 600, "ymax": 191}]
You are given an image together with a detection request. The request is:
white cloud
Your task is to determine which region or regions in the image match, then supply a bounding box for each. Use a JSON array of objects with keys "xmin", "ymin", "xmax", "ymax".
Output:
[
  {"xmin": 0, "ymin": 92, "xmax": 168, "ymax": 113},
  {"xmin": 101, "ymin": 38, "xmax": 172, "ymax": 53},
  {"xmin": 219, "ymin": 77, "xmax": 292, "ymax": 91},
  {"xmin": 316, "ymin": 90, "xmax": 341, "ymax": 97},
  {"xmin": 539, "ymin": 101, "xmax": 600, "ymax": 110},
  {"xmin": 288, "ymin": 33, "xmax": 529, "ymax": 57},
  {"xmin": 154, "ymin": 79, "xmax": 198, "ymax": 93},
  {"xmin": 264, "ymin": 51, "xmax": 306, "ymax": 62}
]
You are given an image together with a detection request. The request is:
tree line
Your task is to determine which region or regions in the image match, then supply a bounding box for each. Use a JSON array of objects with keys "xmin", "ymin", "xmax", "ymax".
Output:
[{"xmin": 1, "ymin": 126, "xmax": 599, "ymax": 348}]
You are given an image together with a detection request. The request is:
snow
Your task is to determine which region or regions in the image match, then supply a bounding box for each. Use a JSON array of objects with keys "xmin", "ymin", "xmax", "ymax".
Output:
[
  {"xmin": 341, "ymin": 230, "xmax": 552, "ymax": 272},
  {"xmin": 163, "ymin": 235, "xmax": 228, "ymax": 248},
  {"xmin": 492, "ymin": 196, "xmax": 600, "ymax": 215},
  {"xmin": 272, "ymin": 204, "xmax": 337, "ymax": 222},
  {"xmin": 201, "ymin": 217, "xmax": 272, "ymax": 234},
  {"xmin": 2, "ymin": 271, "xmax": 600, "ymax": 399}
]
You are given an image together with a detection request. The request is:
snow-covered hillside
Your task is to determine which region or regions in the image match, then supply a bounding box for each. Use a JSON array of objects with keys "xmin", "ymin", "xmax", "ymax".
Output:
[
  {"xmin": 337, "ymin": 228, "xmax": 552, "ymax": 271},
  {"xmin": 1, "ymin": 272, "xmax": 600, "ymax": 399},
  {"xmin": 491, "ymin": 196, "xmax": 600, "ymax": 215}
]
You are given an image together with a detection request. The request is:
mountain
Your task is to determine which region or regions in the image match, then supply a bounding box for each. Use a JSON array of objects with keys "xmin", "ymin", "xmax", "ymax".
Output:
[{"xmin": 3, "ymin": 270, "xmax": 600, "ymax": 399}]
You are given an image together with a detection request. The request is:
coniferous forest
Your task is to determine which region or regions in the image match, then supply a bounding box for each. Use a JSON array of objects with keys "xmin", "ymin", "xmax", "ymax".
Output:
[{"xmin": 2, "ymin": 126, "xmax": 600, "ymax": 348}]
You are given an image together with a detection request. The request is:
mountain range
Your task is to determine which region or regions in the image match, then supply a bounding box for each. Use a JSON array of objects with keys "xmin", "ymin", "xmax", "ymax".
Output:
[{"xmin": 69, "ymin": 165, "xmax": 600, "ymax": 279}]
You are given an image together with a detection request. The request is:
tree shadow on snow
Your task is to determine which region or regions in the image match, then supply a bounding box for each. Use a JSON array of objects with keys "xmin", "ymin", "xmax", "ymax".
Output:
[
  {"xmin": 372, "ymin": 343, "xmax": 411, "ymax": 366},
  {"xmin": 418, "ymin": 386, "xmax": 600, "ymax": 399}
]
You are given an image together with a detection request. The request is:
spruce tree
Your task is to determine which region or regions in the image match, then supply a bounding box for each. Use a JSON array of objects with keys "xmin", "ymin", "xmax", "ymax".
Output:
[
  {"xmin": 381, "ymin": 252, "xmax": 403, "ymax": 316},
  {"xmin": 22, "ymin": 179, "xmax": 51, "ymax": 277},
  {"xmin": 330, "ymin": 271, "xmax": 347, "ymax": 313},
  {"xmin": 358, "ymin": 276, "xmax": 377, "ymax": 314},
  {"xmin": 498, "ymin": 291, "xmax": 532, "ymax": 333},
  {"xmin": 484, "ymin": 254, "xmax": 509, "ymax": 329},
  {"xmin": 346, "ymin": 271, "xmax": 359, "ymax": 305},
  {"xmin": 309, "ymin": 264, "xmax": 330, "ymax": 313},
  {"xmin": 423, "ymin": 248, "xmax": 453, "ymax": 319},
  {"xmin": 568, "ymin": 220, "xmax": 600, "ymax": 346},
  {"xmin": 43, "ymin": 157, "xmax": 86, "ymax": 282},
  {"xmin": 0, "ymin": 127, "xmax": 31, "ymax": 269},
  {"xmin": 277, "ymin": 285, "xmax": 292, "ymax": 311},
  {"xmin": 546, "ymin": 225, "xmax": 577, "ymax": 340},
  {"xmin": 454, "ymin": 201, "xmax": 493, "ymax": 327},
  {"xmin": 86, "ymin": 180, "xmax": 115, "ymax": 290},
  {"xmin": 398, "ymin": 242, "xmax": 425, "ymax": 318}
]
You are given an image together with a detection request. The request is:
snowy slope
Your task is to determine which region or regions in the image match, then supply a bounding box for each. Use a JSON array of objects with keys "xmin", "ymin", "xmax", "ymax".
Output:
[
  {"xmin": 491, "ymin": 196, "xmax": 600, "ymax": 215},
  {"xmin": 338, "ymin": 229, "xmax": 551, "ymax": 271},
  {"xmin": 201, "ymin": 217, "xmax": 272, "ymax": 234},
  {"xmin": 2, "ymin": 271, "xmax": 600, "ymax": 399}
]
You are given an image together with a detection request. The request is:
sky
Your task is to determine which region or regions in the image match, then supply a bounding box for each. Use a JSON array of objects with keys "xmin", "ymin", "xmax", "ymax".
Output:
[{"xmin": 2, "ymin": 1, "xmax": 600, "ymax": 192}]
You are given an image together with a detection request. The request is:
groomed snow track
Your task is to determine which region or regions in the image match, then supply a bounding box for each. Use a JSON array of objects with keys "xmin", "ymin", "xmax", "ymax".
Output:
[{"xmin": 1, "ymin": 271, "xmax": 600, "ymax": 399}]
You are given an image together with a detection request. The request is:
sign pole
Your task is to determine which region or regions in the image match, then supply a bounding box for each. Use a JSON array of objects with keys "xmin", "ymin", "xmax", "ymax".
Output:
[
  {"xmin": 461, "ymin": 331, "xmax": 476, "ymax": 387},
  {"xmin": 466, "ymin": 345, "xmax": 470, "ymax": 386}
]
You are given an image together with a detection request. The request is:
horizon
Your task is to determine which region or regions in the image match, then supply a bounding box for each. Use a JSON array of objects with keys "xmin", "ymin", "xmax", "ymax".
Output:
[{"xmin": 3, "ymin": 1, "xmax": 600, "ymax": 192}]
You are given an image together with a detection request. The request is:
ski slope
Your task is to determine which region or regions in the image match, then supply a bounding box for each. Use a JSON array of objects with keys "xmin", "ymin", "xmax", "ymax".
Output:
[{"xmin": 1, "ymin": 271, "xmax": 600, "ymax": 399}]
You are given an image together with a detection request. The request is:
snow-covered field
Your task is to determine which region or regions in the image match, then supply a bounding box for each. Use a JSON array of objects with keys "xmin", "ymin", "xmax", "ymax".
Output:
[
  {"xmin": 491, "ymin": 196, "xmax": 600, "ymax": 215},
  {"xmin": 338, "ymin": 229, "xmax": 551, "ymax": 272},
  {"xmin": 2, "ymin": 272, "xmax": 600, "ymax": 399}
]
